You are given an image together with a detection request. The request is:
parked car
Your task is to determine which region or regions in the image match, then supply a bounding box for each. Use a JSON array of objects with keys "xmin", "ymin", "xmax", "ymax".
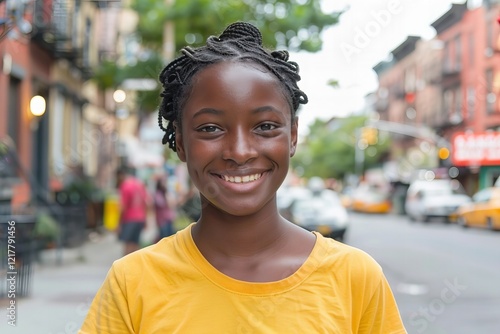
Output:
[
  {"xmin": 451, "ymin": 187, "xmax": 500, "ymax": 230},
  {"xmin": 277, "ymin": 185, "xmax": 310, "ymax": 212},
  {"xmin": 405, "ymin": 179, "xmax": 471, "ymax": 222},
  {"xmin": 339, "ymin": 186, "xmax": 355, "ymax": 209},
  {"xmin": 278, "ymin": 178, "xmax": 349, "ymax": 242},
  {"xmin": 350, "ymin": 184, "xmax": 392, "ymax": 214}
]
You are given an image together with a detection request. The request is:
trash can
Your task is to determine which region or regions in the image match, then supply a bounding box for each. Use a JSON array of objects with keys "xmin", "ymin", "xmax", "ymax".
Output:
[
  {"xmin": 103, "ymin": 194, "xmax": 120, "ymax": 231},
  {"xmin": 0, "ymin": 214, "xmax": 37, "ymax": 298}
]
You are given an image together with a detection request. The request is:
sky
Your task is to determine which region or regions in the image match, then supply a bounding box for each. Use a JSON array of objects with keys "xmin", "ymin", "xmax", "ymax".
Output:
[{"xmin": 290, "ymin": 0, "xmax": 469, "ymax": 136}]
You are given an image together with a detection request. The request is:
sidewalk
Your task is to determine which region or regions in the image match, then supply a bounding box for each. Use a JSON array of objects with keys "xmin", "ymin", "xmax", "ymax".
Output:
[{"xmin": 1, "ymin": 231, "xmax": 123, "ymax": 334}]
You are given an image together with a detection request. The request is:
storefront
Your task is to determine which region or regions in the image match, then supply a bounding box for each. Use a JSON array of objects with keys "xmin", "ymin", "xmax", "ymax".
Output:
[{"xmin": 452, "ymin": 132, "xmax": 500, "ymax": 190}]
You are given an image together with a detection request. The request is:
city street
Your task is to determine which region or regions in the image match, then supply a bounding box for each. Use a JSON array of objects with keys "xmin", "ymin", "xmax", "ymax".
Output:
[
  {"xmin": 0, "ymin": 231, "xmax": 123, "ymax": 334},
  {"xmin": 1, "ymin": 211, "xmax": 499, "ymax": 334},
  {"xmin": 346, "ymin": 211, "xmax": 500, "ymax": 334}
]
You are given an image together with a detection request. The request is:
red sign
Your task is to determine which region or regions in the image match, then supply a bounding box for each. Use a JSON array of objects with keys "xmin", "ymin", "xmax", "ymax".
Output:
[{"xmin": 452, "ymin": 132, "xmax": 500, "ymax": 166}]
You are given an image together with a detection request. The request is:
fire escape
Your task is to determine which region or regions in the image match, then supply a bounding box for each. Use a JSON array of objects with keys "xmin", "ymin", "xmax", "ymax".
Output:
[{"xmin": 31, "ymin": 0, "xmax": 91, "ymax": 79}]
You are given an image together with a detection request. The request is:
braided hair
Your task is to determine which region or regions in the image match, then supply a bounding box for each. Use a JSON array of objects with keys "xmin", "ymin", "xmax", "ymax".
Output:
[{"xmin": 158, "ymin": 21, "xmax": 308, "ymax": 152}]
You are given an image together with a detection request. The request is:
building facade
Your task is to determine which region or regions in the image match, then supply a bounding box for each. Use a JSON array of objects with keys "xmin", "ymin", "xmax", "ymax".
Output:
[
  {"xmin": 372, "ymin": 2, "xmax": 500, "ymax": 194},
  {"xmin": 0, "ymin": 0, "xmax": 122, "ymax": 208}
]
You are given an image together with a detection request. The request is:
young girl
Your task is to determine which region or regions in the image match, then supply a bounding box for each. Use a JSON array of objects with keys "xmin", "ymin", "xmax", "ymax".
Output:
[{"xmin": 79, "ymin": 22, "xmax": 407, "ymax": 333}]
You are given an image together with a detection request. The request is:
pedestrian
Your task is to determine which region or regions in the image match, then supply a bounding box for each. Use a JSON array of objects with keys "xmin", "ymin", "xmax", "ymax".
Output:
[
  {"xmin": 153, "ymin": 176, "xmax": 176, "ymax": 240},
  {"xmin": 116, "ymin": 167, "xmax": 149, "ymax": 256},
  {"xmin": 178, "ymin": 178, "xmax": 201, "ymax": 222},
  {"xmin": 79, "ymin": 22, "xmax": 407, "ymax": 333}
]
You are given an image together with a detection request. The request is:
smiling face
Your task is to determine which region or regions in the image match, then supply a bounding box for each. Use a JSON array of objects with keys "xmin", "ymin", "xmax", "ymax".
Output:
[{"xmin": 175, "ymin": 61, "xmax": 298, "ymax": 217}]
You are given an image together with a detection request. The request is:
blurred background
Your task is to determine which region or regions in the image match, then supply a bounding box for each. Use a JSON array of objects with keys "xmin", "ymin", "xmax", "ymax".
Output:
[{"xmin": 0, "ymin": 0, "xmax": 499, "ymax": 333}]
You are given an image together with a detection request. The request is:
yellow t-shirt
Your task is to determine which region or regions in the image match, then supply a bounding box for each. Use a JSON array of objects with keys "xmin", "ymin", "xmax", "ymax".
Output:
[{"xmin": 79, "ymin": 224, "xmax": 407, "ymax": 334}]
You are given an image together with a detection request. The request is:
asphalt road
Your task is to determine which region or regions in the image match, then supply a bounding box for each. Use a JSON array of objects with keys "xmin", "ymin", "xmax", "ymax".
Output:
[{"xmin": 344, "ymin": 211, "xmax": 500, "ymax": 334}]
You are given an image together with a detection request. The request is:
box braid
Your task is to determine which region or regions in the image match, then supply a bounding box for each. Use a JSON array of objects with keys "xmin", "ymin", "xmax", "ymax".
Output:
[{"xmin": 158, "ymin": 21, "xmax": 308, "ymax": 152}]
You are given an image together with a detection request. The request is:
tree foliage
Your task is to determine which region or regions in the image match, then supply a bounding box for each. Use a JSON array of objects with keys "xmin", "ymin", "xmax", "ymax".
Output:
[
  {"xmin": 91, "ymin": 0, "xmax": 343, "ymax": 113},
  {"xmin": 292, "ymin": 116, "xmax": 392, "ymax": 179},
  {"xmin": 131, "ymin": 0, "xmax": 342, "ymax": 53}
]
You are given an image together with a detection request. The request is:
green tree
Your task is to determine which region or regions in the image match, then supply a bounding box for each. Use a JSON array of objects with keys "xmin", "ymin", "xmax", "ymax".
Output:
[
  {"xmin": 92, "ymin": 0, "xmax": 343, "ymax": 112},
  {"xmin": 132, "ymin": 0, "xmax": 342, "ymax": 53},
  {"xmin": 292, "ymin": 116, "xmax": 391, "ymax": 179}
]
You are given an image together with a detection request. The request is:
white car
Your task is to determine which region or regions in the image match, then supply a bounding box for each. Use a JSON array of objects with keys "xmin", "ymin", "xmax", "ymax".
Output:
[
  {"xmin": 287, "ymin": 190, "xmax": 349, "ymax": 241},
  {"xmin": 405, "ymin": 179, "xmax": 471, "ymax": 222},
  {"xmin": 278, "ymin": 178, "xmax": 349, "ymax": 241}
]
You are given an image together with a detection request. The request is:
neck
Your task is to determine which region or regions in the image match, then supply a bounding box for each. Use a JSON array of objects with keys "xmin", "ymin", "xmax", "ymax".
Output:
[{"xmin": 191, "ymin": 200, "xmax": 291, "ymax": 258}]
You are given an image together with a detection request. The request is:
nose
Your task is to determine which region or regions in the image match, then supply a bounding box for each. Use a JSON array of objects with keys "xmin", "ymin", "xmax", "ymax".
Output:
[{"xmin": 221, "ymin": 128, "xmax": 258, "ymax": 165}]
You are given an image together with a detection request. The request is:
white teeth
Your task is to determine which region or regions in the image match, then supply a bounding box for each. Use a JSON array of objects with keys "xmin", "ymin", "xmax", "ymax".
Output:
[{"xmin": 222, "ymin": 174, "xmax": 262, "ymax": 183}]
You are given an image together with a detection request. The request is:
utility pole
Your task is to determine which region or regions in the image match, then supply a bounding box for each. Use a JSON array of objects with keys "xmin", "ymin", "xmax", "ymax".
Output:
[
  {"xmin": 163, "ymin": 0, "xmax": 175, "ymax": 62},
  {"xmin": 354, "ymin": 127, "xmax": 365, "ymax": 180}
]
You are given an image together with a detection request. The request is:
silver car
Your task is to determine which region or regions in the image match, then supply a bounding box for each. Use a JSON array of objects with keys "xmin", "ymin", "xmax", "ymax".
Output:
[{"xmin": 405, "ymin": 179, "xmax": 471, "ymax": 222}]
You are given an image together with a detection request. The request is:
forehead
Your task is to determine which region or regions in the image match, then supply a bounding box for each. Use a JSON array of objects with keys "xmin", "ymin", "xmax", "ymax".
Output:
[{"xmin": 186, "ymin": 61, "xmax": 289, "ymax": 107}]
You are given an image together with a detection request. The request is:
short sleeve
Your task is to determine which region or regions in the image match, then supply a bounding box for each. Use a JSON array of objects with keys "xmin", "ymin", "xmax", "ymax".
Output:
[
  {"xmin": 358, "ymin": 274, "xmax": 407, "ymax": 334},
  {"xmin": 79, "ymin": 264, "xmax": 134, "ymax": 334}
]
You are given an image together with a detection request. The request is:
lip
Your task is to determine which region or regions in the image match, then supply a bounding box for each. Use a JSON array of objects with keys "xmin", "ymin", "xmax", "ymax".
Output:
[{"xmin": 211, "ymin": 170, "xmax": 268, "ymax": 192}]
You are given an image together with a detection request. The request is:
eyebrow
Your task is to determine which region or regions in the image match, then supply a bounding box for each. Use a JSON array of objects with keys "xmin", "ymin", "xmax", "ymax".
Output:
[
  {"xmin": 192, "ymin": 108, "xmax": 221, "ymax": 119},
  {"xmin": 192, "ymin": 105, "xmax": 283, "ymax": 119}
]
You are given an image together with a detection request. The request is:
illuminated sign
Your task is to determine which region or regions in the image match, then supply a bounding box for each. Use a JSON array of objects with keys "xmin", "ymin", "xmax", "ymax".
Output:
[{"xmin": 452, "ymin": 132, "xmax": 500, "ymax": 166}]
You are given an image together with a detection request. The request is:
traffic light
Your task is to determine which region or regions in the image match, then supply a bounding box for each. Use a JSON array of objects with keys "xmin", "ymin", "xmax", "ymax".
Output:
[
  {"xmin": 361, "ymin": 127, "xmax": 378, "ymax": 145},
  {"xmin": 438, "ymin": 147, "xmax": 450, "ymax": 160},
  {"xmin": 438, "ymin": 147, "xmax": 451, "ymax": 167}
]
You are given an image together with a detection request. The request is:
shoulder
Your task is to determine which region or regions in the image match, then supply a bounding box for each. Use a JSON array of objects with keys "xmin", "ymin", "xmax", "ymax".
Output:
[
  {"xmin": 314, "ymin": 233, "xmax": 384, "ymax": 283},
  {"xmin": 111, "ymin": 235, "xmax": 179, "ymax": 279}
]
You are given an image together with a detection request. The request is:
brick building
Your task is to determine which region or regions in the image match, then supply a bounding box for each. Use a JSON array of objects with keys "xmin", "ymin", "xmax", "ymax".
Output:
[
  {"xmin": 0, "ymin": 0, "xmax": 121, "ymax": 209},
  {"xmin": 372, "ymin": 2, "xmax": 500, "ymax": 193}
]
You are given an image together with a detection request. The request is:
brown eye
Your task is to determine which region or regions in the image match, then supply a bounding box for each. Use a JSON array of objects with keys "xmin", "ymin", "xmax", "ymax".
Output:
[
  {"xmin": 258, "ymin": 123, "xmax": 277, "ymax": 131},
  {"xmin": 199, "ymin": 126, "xmax": 221, "ymax": 133}
]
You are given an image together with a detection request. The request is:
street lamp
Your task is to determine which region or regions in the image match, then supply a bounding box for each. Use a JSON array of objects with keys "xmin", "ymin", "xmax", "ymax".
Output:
[
  {"xmin": 29, "ymin": 95, "xmax": 46, "ymax": 117},
  {"xmin": 28, "ymin": 94, "xmax": 48, "ymax": 206},
  {"xmin": 113, "ymin": 89, "xmax": 127, "ymax": 104}
]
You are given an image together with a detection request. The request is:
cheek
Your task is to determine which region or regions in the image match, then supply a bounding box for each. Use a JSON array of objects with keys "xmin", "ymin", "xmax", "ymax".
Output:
[
  {"xmin": 184, "ymin": 138, "xmax": 220, "ymax": 163},
  {"xmin": 261, "ymin": 137, "xmax": 293, "ymax": 160}
]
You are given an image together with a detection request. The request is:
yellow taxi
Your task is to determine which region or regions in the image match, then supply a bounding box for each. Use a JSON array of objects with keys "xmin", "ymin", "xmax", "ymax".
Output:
[
  {"xmin": 350, "ymin": 185, "xmax": 392, "ymax": 214},
  {"xmin": 452, "ymin": 187, "xmax": 500, "ymax": 230}
]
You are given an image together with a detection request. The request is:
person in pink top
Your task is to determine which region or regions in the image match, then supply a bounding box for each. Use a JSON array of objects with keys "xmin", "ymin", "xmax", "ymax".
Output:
[
  {"xmin": 117, "ymin": 168, "xmax": 149, "ymax": 255},
  {"xmin": 153, "ymin": 176, "xmax": 176, "ymax": 240}
]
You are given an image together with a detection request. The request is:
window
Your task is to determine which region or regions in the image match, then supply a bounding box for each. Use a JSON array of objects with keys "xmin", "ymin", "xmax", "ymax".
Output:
[
  {"xmin": 454, "ymin": 34, "xmax": 461, "ymax": 71},
  {"xmin": 466, "ymin": 86, "xmax": 475, "ymax": 119},
  {"xmin": 486, "ymin": 69, "xmax": 495, "ymax": 114},
  {"xmin": 52, "ymin": 0, "xmax": 68, "ymax": 36},
  {"xmin": 70, "ymin": 102, "xmax": 81, "ymax": 161},
  {"xmin": 469, "ymin": 32, "xmax": 474, "ymax": 66},
  {"xmin": 486, "ymin": 19, "xmax": 493, "ymax": 54},
  {"xmin": 72, "ymin": 0, "xmax": 81, "ymax": 48},
  {"xmin": 405, "ymin": 67, "xmax": 416, "ymax": 93},
  {"xmin": 443, "ymin": 89, "xmax": 453, "ymax": 117},
  {"xmin": 443, "ymin": 40, "xmax": 451, "ymax": 72},
  {"xmin": 453, "ymin": 86, "xmax": 462, "ymax": 121},
  {"xmin": 51, "ymin": 91, "xmax": 65, "ymax": 175},
  {"xmin": 83, "ymin": 18, "xmax": 91, "ymax": 68},
  {"xmin": 473, "ymin": 189, "xmax": 491, "ymax": 203}
]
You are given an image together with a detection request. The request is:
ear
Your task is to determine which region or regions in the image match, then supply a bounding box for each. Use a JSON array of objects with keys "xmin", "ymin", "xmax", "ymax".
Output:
[
  {"xmin": 174, "ymin": 122, "xmax": 187, "ymax": 162},
  {"xmin": 290, "ymin": 116, "xmax": 298, "ymax": 157}
]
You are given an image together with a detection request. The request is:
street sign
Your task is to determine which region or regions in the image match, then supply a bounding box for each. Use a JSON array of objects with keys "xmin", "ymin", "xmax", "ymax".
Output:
[{"xmin": 452, "ymin": 132, "xmax": 500, "ymax": 166}]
